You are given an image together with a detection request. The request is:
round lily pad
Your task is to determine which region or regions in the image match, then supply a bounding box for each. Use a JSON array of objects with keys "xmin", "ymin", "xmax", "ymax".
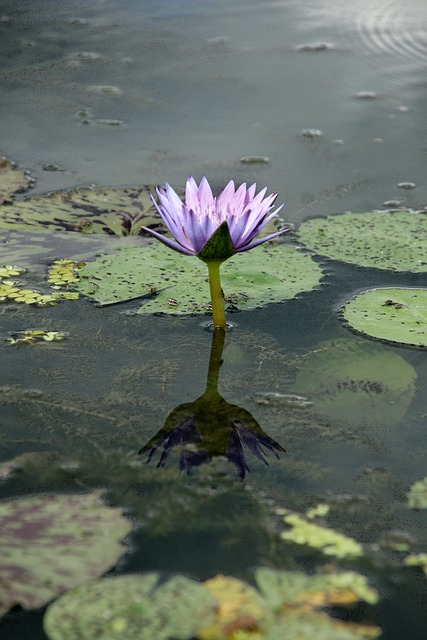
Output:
[
  {"xmin": 76, "ymin": 242, "xmax": 325, "ymax": 314},
  {"xmin": 293, "ymin": 338, "xmax": 416, "ymax": 425},
  {"xmin": 0, "ymin": 185, "xmax": 167, "ymax": 237},
  {"xmin": 297, "ymin": 210, "xmax": 427, "ymax": 272},
  {"xmin": 342, "ymin": 288, "xmax": 427, "ymax": 347},
  {"xmin": 0, "ymin": 491, "xmax": 132, "ymax": 615},
  {"xmin": 43, "ymin": 574, "xmax": 217, "ymax": 640}
]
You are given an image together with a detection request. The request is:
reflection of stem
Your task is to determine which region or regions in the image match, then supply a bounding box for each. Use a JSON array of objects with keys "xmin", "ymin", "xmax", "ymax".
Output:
[
  {"xmin": 206, "ymin": 259, "xmax": 226, "ymax": 329},
  {"xmin": 205, "ymin": 328, "xmax": 225, "ymax": 394}
]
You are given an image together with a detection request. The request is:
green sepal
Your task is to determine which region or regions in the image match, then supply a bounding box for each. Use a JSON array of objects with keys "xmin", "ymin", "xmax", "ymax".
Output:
[{"xmin": 198, "ymin": 221, "xmax": 235, "ymax": 261}]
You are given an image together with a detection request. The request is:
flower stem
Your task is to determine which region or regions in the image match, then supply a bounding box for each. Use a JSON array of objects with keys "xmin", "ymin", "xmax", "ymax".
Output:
[{"xmin": 206, "ymin": 259, "xmax": 226, "ymax": 329}]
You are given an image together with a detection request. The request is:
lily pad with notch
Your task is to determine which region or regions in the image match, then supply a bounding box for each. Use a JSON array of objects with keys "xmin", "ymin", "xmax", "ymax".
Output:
[{"xmin": 75, "ymin": 242, "xmax": 325, "ymax": 313}]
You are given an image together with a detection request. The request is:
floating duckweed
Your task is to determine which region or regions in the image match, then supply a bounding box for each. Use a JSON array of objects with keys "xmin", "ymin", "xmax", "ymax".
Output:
[
  {"xmin": 47, "ymin": 259, "xmax": 84, "ymax": 288},
  {"xmin": 404, "ymin": 553, "xmax": 427, "ymax": 575},
  {"xmin": 306, "ymin": 503, "xmax": 330, "ymax": 519},
  {"xmin": 407, "ymin": 476, "xmax": 427, "ymax": 510},
  {"xmin": 6, "ymin": 330, "xmax": 67, "ymax": 345},
  {"xmin": 0, "ymin": 261, "xmax": 80, "ymax": 307},
  {"xmin": 280, "ymin": 511, "xmax": 363, "ymax": 558},
  {"xmin": 0, "ymin": 264, "xmax": 26, "ymax": 279}
]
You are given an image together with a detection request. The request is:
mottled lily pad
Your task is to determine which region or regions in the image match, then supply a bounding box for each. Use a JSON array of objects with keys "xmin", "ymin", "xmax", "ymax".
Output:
[
  {"xmin": 342, "ymin": 288, "xmax": 427, "ymax": 347},
  {"xmin": 293, "ymin": 338, "xmax": 416, "ymax": 425},
  {"xmin": 43, "ymin": 569, "xmax": 380, "ymax": 640},
  {"xmin": 43, "ymin": 574, "xmax": 217, "ymax": 640},
  {"xmin": 0, "ymin": 158, "xmax": 31, "ymax": 204},
  {"xmin": 297, "ymin": 210, "xmax": 427, "ymax": 272},
  {"xmin": 0, "ymin": 491, "xmax": 132, "ymax": 615},
  {"xmin": 199, "ymin": 575, "xmax": 266, "ymax": 639},
  {"xmin": 76, "ymin": 242, "xmax": 325, "ymax": 313},
  {"xmin": 255, "ymin": 569, "xmax": 380, "ymax": 639},
  {"xmin": 0, "ymin": 185, "xmax": 167, "ymax": 236}
]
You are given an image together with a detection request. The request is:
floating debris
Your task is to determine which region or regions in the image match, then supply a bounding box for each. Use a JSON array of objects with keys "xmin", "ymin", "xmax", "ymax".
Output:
[
  {"xmin": 296, "ymin": 42, "xmax": 335, "ymax": 51},
  {"xmin": 356, "ymin": 91, "xmax": 379, "ymax": 99},
  {"xmin": 300, "ymin": 129, "xmax": 323, "ymax": 139},
  {"xmin": 383, "ymin": 200, "xmax": 402, "ymax": 208},
  {"xmin": 86, "ymin": 85, "xmax": 122, "ymax": 95},
  {"xmin": 6, "ymin": 330, "xmax": 68, "ymax": 345},
  {"xmin": 407, "ymin": 476, "xmax": 427, "ymax": 509},
  {"xmin": 239, "ymin": 156, "xmax": 270, "ymax": 165},
  {"xmin": 254, "ymin": 392, "xmax": 312, "ymax": 408}
]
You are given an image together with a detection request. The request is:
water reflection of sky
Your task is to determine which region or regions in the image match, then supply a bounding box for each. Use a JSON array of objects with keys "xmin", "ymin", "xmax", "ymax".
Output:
[{"xmin": 0, "ymin": 0, "xmax": 425, "ymax": 222}]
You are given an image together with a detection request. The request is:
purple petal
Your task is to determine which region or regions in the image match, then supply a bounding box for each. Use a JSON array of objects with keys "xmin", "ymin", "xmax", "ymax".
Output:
[
  {"xmin": 141, "ymin": 226, "xmax": 196, "ymax": 255},
  {"xmin": 185, "ymin": 176, "xmax": 201, "ymax": 211},
  {"xmin": 197, "ymin": 177, "xmax": 214, "ymax": 211},
  {"xmin": 236, "ymin": 225, "xmax": 292, "ymax": 252}
]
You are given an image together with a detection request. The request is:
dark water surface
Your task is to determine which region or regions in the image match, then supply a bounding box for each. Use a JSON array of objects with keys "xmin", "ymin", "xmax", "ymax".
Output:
[{"xmin": 0, "ymin": 1, "xmax": 426, "ymax": 639}]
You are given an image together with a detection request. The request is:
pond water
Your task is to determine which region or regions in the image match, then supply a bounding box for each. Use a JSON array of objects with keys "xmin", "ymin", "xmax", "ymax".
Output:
[{"xmin": 0, "ymin": 1, "xmax": 426, "ymax": 639}]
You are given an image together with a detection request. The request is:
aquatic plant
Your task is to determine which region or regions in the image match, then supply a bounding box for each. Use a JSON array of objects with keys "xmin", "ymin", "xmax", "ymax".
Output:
[{"xmin": 143, "ymin": 177, "xmax": 290, "ymax": 328}]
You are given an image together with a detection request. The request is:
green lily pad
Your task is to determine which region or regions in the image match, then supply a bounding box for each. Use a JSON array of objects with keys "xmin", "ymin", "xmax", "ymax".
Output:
[
  {"xmin": 297, "ymin": 210, "xmax": 427, "ymax": 272},
  {"xmin": 76, "ymin": 242, "xmax": 325, "ymax": 313},
  {"xmin": 43, "ymin": 574, "xmax": 217, "ymax": 640},
  {"xmin": 342, "ymin": 288, "xmax": 427, "ymax": 347},
  {"xmin": 293, "ymin": 338, "xmax": 416, "ymax": 425},
  {"xmin": 0, "ymin": 185, "xmax": 167, "ymax": 236},
  {"xmin": 0, "ymin": 491, "xmax": 132, "ymax": 615},
  {"xmin": 0, "ymin": 158, "xmax": 31, "ymax": 204}
]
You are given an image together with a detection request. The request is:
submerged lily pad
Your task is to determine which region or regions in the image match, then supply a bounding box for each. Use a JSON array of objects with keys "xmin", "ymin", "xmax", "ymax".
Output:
[
  {"xmin": 76, "ymin": 242, "xmax": 324, "ymax": 313},
  {"xmin": 297, "ymin": 210, "xmax": 427, "ymax": 272},
  {"xmin": 0, "ymin": 185, "xmax": 167, "ymax": 236},
  {"xmin": 0, "ymin": 158, "xmax": 31, "ymax": 204},
  {"xmin": 0, "ymin": 491, "xmax": 132, "ymax": 615},
  {"xmin": 293, "ymin": 338, "xmax": 416, "ymax": 425},
  {"xmin": 342, "ymin": 288, "xmax": 427, "ymax": 347},
  {"xmin": 43, "ymin": 574, "xmax": 217, "ymax": 640}
]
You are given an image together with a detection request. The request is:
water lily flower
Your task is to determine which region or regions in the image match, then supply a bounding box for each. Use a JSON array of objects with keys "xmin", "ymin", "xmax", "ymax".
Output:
[{"xmin": 143, "ymin": 177, "xmax": 290, "ymax": 328}]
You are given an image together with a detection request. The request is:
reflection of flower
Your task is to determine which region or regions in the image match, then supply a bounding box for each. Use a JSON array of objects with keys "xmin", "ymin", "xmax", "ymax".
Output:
[
  {"xmin": 139, "ymin": 329, "xmax": 285, "ymax": 479},
  {"xmin": 143, "ymin": 177, "xmax": 289, "ymax": 258},
  {"xmin": 142, "ymin": 177, "xmax": 290, "ymax": 328}
]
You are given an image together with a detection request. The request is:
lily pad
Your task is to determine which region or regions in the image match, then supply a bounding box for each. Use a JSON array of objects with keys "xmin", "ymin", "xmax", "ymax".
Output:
[
  {"xmin": 43, "ymin": 574, "xmax": 217, "ymax": 640},
  {"xmin": 297, "ymin": 210, "xmax": 427, "ymax": 272},
  {"xmin": 0, "ymin": 491, "xmax": 132, "ymax": 615},
  {"xmin": 76, "ymin": 242, "xmax": 325, "ymax": 313},
  {"xmin": 293, "ymin": 338, "xmax": 416, "ymax": 425},
  {"xmin": 0, "ymin": 158, "xmax": 31, "ymax": 204},
  {"xmin": 255, "ymin": 569, "xmax": 380, "ymax": 640},
  {"xmin": 342, "ymin": 288, "xmax": 427, "ymax": 347},
  {"xmin": 0, "ymin": 185, "xmax": 167, "ymax": 236}
]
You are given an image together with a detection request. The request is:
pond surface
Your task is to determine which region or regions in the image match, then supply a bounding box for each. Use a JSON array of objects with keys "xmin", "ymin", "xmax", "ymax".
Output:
[{"xmin": 0, "ymin": 1, "xmax": 426, "ymax": 639}]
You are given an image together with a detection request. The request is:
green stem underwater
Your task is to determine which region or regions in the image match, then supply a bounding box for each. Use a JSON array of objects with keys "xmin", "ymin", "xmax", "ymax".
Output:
[{"xmin": 206, "ymin": 259, "xmax": 226, "ymax": 329}]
